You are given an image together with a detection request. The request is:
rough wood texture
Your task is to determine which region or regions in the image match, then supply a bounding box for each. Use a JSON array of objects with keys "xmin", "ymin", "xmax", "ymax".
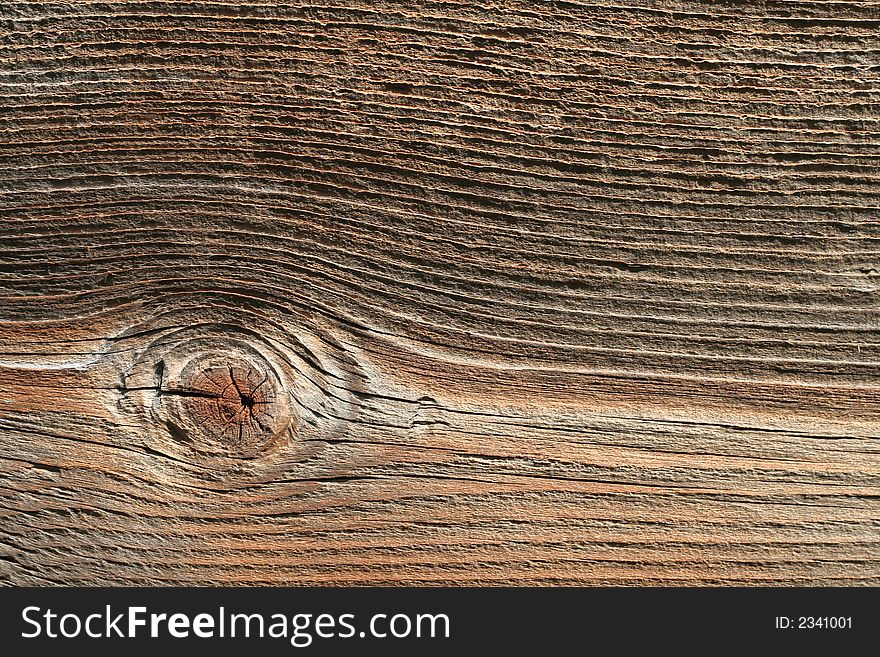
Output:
[{"xmin": 1, "ymin": 1, "xmax": 879, "ymax": 586}]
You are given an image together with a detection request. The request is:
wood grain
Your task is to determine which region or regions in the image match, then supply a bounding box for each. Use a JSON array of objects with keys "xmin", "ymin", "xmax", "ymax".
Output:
[{"xmin": 1, "ymin": 0, "xmax": 878, "ymax": 585}]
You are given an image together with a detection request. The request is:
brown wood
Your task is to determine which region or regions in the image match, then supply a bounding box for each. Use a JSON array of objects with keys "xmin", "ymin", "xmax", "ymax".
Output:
[{"xmin": 1, "ymin": 1, "xmax": 878, "ymax": 586}]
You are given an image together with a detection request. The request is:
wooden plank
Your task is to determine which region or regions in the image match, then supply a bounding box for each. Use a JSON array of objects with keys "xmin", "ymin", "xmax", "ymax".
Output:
[{"xmin": 0, "ymin": 0, "xmax": 878, "ymax": 585}]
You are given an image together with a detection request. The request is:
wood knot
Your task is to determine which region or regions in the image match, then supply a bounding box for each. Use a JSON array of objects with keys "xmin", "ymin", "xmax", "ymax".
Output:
[
  {"xmin": 117, "ymin": 317, "xmax": 362, "ymax": 467},
  {"xmin": 176, "ymin": 356, "xmax": 281, "ymax": 450},
  {"xmin": 158, "ymin": 349, "xmax": 294, "ymax": 459}
]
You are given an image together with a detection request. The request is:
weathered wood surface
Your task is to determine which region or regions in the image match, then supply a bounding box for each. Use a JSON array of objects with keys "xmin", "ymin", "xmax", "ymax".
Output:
[{"xmin": 1, "ymin": 1, "xmax": 879, "ymax": 586}]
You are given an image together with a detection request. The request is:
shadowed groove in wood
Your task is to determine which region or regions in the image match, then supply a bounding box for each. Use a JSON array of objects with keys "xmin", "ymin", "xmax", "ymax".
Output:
[{"xmin": 0, "ymin": 0, "xmax": 878, "ymax": 585}]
